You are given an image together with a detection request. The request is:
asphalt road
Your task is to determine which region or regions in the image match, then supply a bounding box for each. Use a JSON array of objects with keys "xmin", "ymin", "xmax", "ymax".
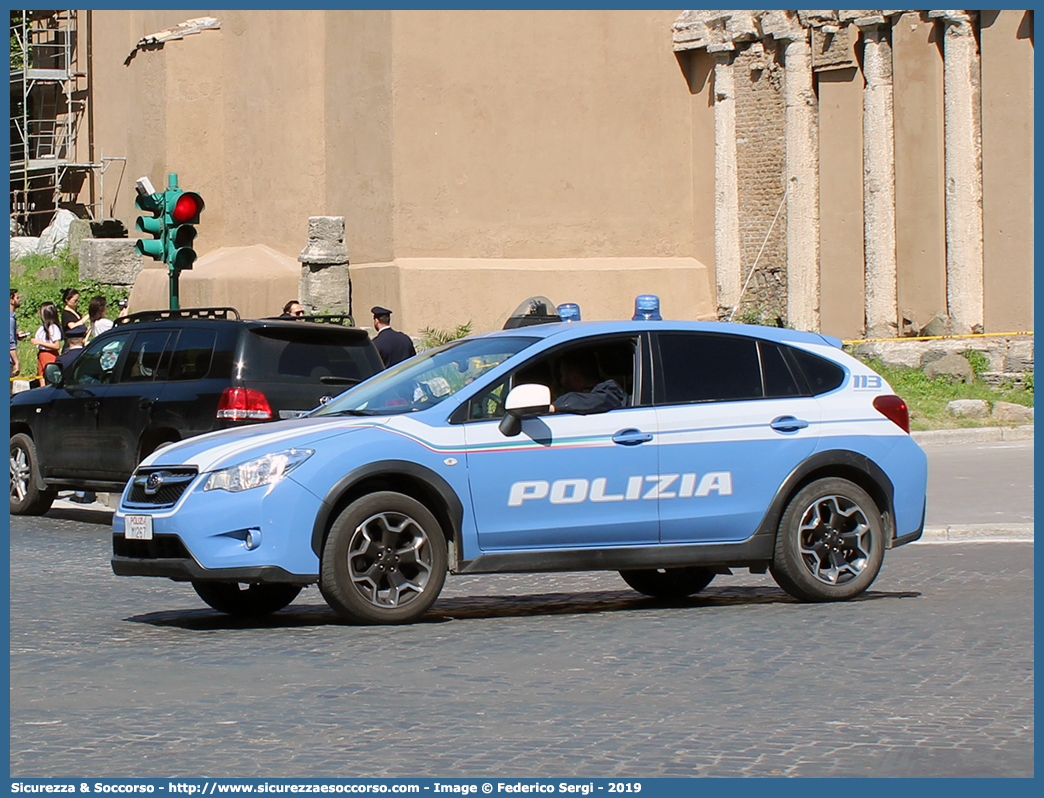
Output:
[
  {"xmin": 10, "ymin": 507, "xmax": 1034, "ymax": 778},
  {"xmin": 922, "ymin": 439, "xmax": 1034, "ymax": 526}
]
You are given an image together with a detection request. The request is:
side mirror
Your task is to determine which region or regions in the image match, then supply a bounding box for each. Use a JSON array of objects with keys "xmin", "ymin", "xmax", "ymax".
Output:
[
  {"xmin": 43, "ymin": 362, "xmax": 64, "ymax": 387},
  {"xmin": 498, "ymin": 383, "xmax": 551, "ymax": 437}
]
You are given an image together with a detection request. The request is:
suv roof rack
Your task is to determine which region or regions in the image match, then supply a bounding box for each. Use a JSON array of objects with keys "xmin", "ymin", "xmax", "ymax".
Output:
[
  {"xmin": 115, "ymin": 307, "xmax": 241, "ymax": 326},
  {"xmin": 261, "ymin": 314, "xmax": 356, "ymax": 327}
]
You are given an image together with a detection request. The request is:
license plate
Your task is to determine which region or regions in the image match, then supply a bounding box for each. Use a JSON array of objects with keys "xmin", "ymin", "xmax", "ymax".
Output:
[{"xmin": 125, "ymin": 515, "xmax": 154, "ymax": 541}]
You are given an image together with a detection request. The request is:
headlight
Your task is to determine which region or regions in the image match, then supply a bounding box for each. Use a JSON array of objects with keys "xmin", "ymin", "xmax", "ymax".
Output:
[{"xmin": 204, "ymin": 448, "xmax": 314, "ymax": 493}]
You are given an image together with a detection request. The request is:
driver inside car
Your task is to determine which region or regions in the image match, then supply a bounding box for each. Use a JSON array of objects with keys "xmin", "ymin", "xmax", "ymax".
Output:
[{"xmin": 549, "ymin": 351, "xmax": 628, "ymax": 415}]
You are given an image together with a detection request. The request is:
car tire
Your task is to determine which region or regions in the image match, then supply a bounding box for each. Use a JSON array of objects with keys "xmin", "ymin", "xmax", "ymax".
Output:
[
  {"xmin": 192, "ymin": 581, "xmax": 302, "ymax": 616},
  {"xmin": 770, "ymin": 477, "xmax": 885, "ymax": 602},
  {"xmin": 319, "ymin": 491, "xmax": 447, "ymax": 625},
  {"xmin": 10, "ymin": 433, "xmax": 56, "ymax": 516},
  {"xmin": 619, "ymin": 567, "xmax": 716, "ymax": 599}
]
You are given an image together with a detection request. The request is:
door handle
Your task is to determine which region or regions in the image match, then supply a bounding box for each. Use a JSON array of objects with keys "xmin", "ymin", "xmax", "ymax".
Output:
[
  {"xmin": 770, "ymin": 415, "xmax": 808, "ymax": 433},
  {"xmin": 612, "ymin": 428, "xmax": 653, "ymax": 446},
  {"xmin": 85, "ymin": 400, "xmax": 100, "ymax": 412},
  {"xmin": 139, "ymin": 399, "xmax": 154, "ymax": 411}
]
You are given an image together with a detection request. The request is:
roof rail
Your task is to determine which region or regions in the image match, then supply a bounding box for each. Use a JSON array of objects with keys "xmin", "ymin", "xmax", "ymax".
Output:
[
  {"xmin": 114, "ymin": 307, "xmax": 241, "ymax": 326},
  {"xmin": 260, "ymin": 314, "xmax": 356, "ymax": 327}
]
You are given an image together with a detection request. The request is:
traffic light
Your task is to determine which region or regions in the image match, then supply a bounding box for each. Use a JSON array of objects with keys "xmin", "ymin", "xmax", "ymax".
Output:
[
  {"xmin": 164, "ymin": 189, "xmax": 204, "ymax": 271},
  {"xmin": 134, "ymin": 181, "xmax": 165, "ymax": 262},
  {"xmin": 133, "ymin": 174, "xmax": 205, "ymax": 309}
]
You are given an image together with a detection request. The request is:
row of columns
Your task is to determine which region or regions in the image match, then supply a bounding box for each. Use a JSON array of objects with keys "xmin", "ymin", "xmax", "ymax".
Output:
[{"xmin": 708, "ymin": 12, "xmax": 984, "ymax": 335}]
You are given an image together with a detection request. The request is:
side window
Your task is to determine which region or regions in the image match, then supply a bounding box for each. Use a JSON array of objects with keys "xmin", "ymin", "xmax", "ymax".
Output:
[
  {"xmin": 760, "ymin": 341, "xmax": 803, "ymax": 398},
  {"xmin": 67, "ymin": 334, "xmax": 130, "ymax": 386},
  {"xmin": 788, "ymin": 347, "xmax": 845, "ymax": 395},
  {"xmin": 461, "ymin": 337, "xmax": 639, "ymax": 422},
  {"xmin": 119, "ymin": 331, "xmax": 173, "ymax": 383},
  {"xmin": 167, "ymin": 329, "xmax": 217, "ymax": 381},
  {"xmin": 657, "ymin": 333, "xmax": 762, "ymax": 404}
]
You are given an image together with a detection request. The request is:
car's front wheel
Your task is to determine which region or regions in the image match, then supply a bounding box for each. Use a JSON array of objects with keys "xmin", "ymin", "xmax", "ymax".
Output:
[
  {"xmin": 10, "ymin": 433, "xmax": 56, "ymax": 516},
  {"xmin": 770, "ymin": 477, "xmax": 885, "ymax": 602},
  {"xmin": 192, "ymin": 582, "xmax": 302, "ymax": 616},
  {"xmin": 619, "ymin": 567, "xmax": 716, "ymax": 599},
  {"xmin": 319, "ymin": 491, "xmax": 447, "ymax": 624}
]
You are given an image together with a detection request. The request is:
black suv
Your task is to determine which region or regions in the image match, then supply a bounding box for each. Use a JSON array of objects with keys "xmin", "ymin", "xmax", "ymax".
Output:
[{"xmin": 10, "ymin": 307, "xmax": 384, "ymax": 515}]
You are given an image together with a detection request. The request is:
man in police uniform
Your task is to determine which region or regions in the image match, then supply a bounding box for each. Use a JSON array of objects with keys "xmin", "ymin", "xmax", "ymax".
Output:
[{"xmin": 371, "ymin": 306, "xmax": 416, "ymax": 368}]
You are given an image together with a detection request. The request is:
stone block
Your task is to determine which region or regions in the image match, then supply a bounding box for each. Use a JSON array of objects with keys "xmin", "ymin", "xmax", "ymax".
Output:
[
  {"xmin": 864, "ymin": 341, "xmax": 923, "ymax": 369},
  {"xmin": 991, "ymin": 402, "xmax": 1034, "ymax": 424},
  {"xmin": 1004, "ymin": 340, "xmax": 1034, "ymax": 373},
  {"xmin": 923, "ymin": 353, "xmax": 975, "ymax": 383},
  {"xmin": 78, "ymin": 239, "xmax": 145, "ymax": 285},
  {"xmin": 946, "ymin": 399, "xmax": 989, "ymax": 419},
  {"xmin": 69, "ymin": 219, "xmax": 128, "ymax": 262},
  {"xmin": 298, "ymin": 216, "xmax": 349, "ymax": 265},
  {"xmin": 920, "ymin": 314, "xmax": 970, "ymax": 338},
  {"xmin": 300, "ymin": 262, "xmax": 350, "ymax": 314}
]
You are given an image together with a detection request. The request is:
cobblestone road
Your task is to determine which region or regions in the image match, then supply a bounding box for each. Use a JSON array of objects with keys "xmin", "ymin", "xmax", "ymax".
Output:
[{"xmin": 10, "ymin": 510, "xmax": 1034, "ymax": 778}]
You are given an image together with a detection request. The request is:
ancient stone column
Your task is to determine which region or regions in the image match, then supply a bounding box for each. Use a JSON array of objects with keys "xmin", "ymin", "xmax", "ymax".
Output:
[
  {"xmin": 711, "ymin": 49, "xmax": 742, "ymax": 316},
  {"xmin": 859, "ymin": 17, "xmax": 899, "ymax": 338},
  {"xmin": 298, "ymin": 216, "xmax": 350, "ymax": 315},
  {"xmin": 782, "ymin": 32, "xmax": 820, "ymax": 332},
  {"xmin": 931, "ymin": 10, "xmax": 985, "ymax": 333}
]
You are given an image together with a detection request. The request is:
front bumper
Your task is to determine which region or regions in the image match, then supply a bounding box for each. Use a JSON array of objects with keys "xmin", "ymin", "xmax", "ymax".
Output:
[{"xmin": 111, "ymin": 472, "xmax": 324, "ymax": 580}]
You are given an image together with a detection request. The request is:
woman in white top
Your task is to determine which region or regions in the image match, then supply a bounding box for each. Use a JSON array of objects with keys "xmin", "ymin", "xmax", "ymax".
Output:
[
  {"xmin": 31, "ymin": 301, "xmax": 63, "ymax": 375},
  {"xmin": 87, "ymin": 295, "xmax": 115, "ymax": 341}
]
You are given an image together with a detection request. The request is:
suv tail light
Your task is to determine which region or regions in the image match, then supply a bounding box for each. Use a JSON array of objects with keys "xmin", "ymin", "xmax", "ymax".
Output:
[
  {"xmin": 217, "ymin": 388, "xmax": 273, "ymax": 421},
  {"xmin": 873, "ymin": 394, "xmax": 910, "ymax": 433}
]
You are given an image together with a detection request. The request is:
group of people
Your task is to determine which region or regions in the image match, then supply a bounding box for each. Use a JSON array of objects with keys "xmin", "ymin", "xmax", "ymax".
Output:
[{"xmin": 9, "ymin": 286, "xmax": 127, "ymax": 380}]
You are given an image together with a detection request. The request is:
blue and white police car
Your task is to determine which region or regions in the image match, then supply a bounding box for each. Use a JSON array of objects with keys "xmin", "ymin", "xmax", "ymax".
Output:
[{"xmin": 112, "ymin": 298, "xmax": 927, "ymax": 624}]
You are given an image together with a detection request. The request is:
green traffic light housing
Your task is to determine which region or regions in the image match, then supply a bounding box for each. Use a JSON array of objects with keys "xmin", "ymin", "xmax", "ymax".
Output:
[
  {"xmin": 133, "ymin": 174, "xmax": 205, "ymax": 309},
  {"xmin": 134, "ymin": 189, "xmax": 166, "ymax": 262}
]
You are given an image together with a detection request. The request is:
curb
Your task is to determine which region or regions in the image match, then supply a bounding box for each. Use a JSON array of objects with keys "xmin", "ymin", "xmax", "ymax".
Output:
[
  {"xmin": 912, "ymin": 425, "xmax": 1034, "ymax": 446},
  {"xmin": 915, "ymin": 524, "xmax": 1034, "ymax": 543}
]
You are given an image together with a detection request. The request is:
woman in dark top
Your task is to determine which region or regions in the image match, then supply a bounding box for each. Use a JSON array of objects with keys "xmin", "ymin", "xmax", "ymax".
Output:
[{"xmin": 60, "ymin": 288, "xmax": 89, "ymax": 351}]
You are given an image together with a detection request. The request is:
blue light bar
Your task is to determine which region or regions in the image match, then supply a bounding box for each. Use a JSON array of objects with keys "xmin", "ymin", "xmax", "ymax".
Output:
[
  {"xmin": 632, "ymin": 294, "xmax": 662, "ymax": 321},
  {"xmin": 557, "ymin": 303, "xmax": 581, "ymax": 322}
]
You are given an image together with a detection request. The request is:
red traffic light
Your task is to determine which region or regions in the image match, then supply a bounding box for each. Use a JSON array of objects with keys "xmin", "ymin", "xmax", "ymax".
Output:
[{"xmin": 171, "ymin": 192, "xmax": 204, "ymax": 224}]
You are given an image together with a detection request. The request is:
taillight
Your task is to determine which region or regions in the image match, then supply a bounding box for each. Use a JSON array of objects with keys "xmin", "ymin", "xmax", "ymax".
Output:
[
  {"xmin": 217, "ymin": 387, "xmax": 273, "ymax": 421},
  {"xmin": 873, "ymin": 394, "xmax": 910, "ymax": 433}
]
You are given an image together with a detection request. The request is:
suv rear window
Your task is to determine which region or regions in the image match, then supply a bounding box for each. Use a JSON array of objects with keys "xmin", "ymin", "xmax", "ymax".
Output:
[{"xmin": 240, "ymin": 328, "xmax": 383, "ymax": 385}]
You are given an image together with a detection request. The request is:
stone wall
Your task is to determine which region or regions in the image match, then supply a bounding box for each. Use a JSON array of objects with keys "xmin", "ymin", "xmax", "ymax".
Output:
[
  {"xmin": 734, "ymin": 41, "xmax": 788, "ymax": 321},
  {"xmin": 850, "ymin": 335, "xmax": 1034, "ymax": 387}
]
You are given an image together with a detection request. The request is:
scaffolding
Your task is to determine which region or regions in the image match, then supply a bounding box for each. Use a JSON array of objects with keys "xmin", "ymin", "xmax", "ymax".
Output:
[{"xmin": 10, "ymin": 9, "xmax": 102, "ymax": 235}]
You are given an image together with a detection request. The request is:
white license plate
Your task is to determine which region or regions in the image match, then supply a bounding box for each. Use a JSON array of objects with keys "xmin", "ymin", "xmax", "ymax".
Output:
[{"xmin": 125, "ymin": 515, "xmax": 154, "ymax": 541}]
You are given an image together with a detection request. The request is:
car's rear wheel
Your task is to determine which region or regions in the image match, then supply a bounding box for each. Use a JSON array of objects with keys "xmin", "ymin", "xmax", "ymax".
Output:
[
  {"xmin": 192, "ymin": 581, "xmax": 302, "ymax": 616},
  {"xmin": 770, "ymin": 477, "xmax": 885, "ymax": 602},
  {"xmin": 619, "ymin": 567, "xmax": 716, "ymax": 599},
  {"xmin": 319, "ymin": 491, "xmax": 447, "ymax": 624},
  {"xmin": 10, "ymin": 433, "xmax": 56, "ymax": 516}
]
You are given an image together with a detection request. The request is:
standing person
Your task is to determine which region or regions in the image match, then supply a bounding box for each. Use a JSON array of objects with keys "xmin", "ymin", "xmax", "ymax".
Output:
[
  {"xmin": 60, "ymin": 288, "xmax": 89, "ymax": 350},
  {"xmin": 280, "ymin": 300, "xmax": 305, "ymax": 318},
  {"xmin": 31, "ymin": 302, "xmax": 63, "ymax": 376},
  {"xmin": 10, "ymin": 288, "xmax": 21, "ymax": 380},
  {"xmin": 53, "ymin": 325, "xmax": 87, "ymax": 372},
  {"xmin": 86, "ymin": 295, "xmax": 125, "ymax": 341},
  {"xmin": 371, "ymin": 306, "xmax": 416, "ymax": 368}
]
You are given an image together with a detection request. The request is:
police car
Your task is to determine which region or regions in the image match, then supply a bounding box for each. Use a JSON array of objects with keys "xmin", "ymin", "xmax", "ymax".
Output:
[{"xmin": 112, "ymin": 296, "xmax": 927, "ymax": 624}]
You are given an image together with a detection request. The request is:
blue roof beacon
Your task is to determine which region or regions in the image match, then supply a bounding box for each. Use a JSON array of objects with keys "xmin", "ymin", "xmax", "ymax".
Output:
[
  {"xmin": 557, "ymin": 303, "xmax": 581, "ymax": 322},
  {"xmin": 632, "ymin": 294, "xmax": 662, "ymax": 321}
]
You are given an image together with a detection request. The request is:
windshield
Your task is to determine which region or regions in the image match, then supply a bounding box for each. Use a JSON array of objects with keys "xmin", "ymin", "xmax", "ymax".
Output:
[{"xmin": 312, "ymin": 336, "xmax": 538, "ymax": 417}]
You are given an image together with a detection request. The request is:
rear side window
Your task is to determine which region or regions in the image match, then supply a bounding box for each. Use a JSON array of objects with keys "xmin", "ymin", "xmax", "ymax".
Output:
[
  {"xmin": 120, "ymin": 330, "xmax": 173, "ymax": 383},
  {"xmin": 657, "ymin": 333, "xmax": 762, "ymax": 403},
  {"xmin": 789, "ymin": 347, "xmax": 845, "ymax": 395},
  {"xmin": 241, "ymin": 328, "xmax": 383, "ymax": 385},
  {"xmin": 760, "ymin": 341, "xmax": 803, "ymax": 398},
  {"xmin": 167, "ymin": 329, "xmax": 217, "ymax": 382}
]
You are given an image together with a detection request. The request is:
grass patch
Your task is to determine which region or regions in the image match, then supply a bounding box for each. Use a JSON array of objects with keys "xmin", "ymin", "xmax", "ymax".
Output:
[{"xmin": 862, "ymin": 358, "xmax": 1033, "ymax": 431}]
